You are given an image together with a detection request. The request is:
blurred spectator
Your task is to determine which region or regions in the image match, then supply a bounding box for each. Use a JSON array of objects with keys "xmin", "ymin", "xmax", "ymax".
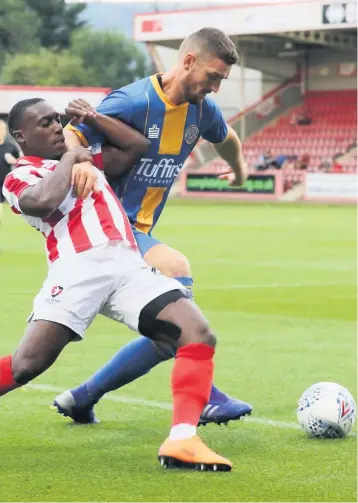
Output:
[
  {"xmin": 275, "ymin": 154, "xmax": 290, "ymax": 169},
  {"xmin": 319, "ymin": 157, "xmax": 332, "ymax": 172},
  {"xmin": 282, "ymin": 158, "xmax": 296, "ymax": 170},
  {"xmin": 256, "ymin": 150, "xmax": 278, "ymax": 170},
  {"xmin": 299, "ymin": 153, "xmax": 310, "ymax": 170},
  {"xmin": 256, "ymin": 150, "xmax": 271, "ymax": 169},
  {"xmin": 330, "ymin": 155, "xmax": 343, "ymax": 173},
  {"xmin": 290, "ymin": 104, "xmax": 312, "ymax": 126}
]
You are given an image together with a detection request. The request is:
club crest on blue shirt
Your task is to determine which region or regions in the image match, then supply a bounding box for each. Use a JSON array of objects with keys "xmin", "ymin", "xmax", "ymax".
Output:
[{"xmin": 185, "ymin": 125, "xmax": 199, "ymax": 145}]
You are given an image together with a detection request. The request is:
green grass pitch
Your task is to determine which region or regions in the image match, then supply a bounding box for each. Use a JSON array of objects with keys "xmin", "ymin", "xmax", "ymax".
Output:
[{"xmin": 0, "ymin": 200, "xmax": 356, "ymax": 502}]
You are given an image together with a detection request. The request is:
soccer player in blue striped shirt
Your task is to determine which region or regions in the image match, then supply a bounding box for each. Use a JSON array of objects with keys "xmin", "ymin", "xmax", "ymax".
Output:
[{"xmin": 55, "ymin": 27, "xmax": 252, "ymax": 427}]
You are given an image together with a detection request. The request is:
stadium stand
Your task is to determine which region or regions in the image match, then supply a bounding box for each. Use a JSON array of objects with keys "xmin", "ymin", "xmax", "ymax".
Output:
[
  {"xmin": 242, "ymin": 89, "xmax": 357, "ymax": 173},
  {"xmin": 193, "ymin": 89, "xmax": 356, "ymax": 194}
]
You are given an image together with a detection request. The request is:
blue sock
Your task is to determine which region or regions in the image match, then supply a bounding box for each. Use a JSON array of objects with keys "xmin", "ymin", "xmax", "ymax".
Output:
[
  {"xmin": 175, "ymin": 276, "xmax": 194, "ymax": 300},
  {"xmin": 72, "ymin": 337, "xmax": 229, "ymax": 408},
  {"xmin": 71, "ymin": 336, "xmax": 171, "ymax": 407}
]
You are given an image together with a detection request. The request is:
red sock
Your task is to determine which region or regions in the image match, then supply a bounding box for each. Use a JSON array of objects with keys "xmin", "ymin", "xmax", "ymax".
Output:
[
  {"xmin": 0, "ymin": 355, "xmax": 20, "ymax": 396},
  {"xmin": 171, "ymin": 343, "xmax": 214, "ymax": 426}
]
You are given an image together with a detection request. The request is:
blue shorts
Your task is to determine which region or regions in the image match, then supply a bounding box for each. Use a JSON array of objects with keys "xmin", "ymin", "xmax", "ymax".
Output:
[{"xmin": 132, "ymin": 226, "xmax": 162, "ymax": 257}]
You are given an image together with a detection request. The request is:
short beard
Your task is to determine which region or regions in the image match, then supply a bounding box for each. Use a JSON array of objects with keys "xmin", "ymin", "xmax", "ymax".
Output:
[{"xmin": 188, "ymin": 96, "xmax": 202, "ymax": 105}]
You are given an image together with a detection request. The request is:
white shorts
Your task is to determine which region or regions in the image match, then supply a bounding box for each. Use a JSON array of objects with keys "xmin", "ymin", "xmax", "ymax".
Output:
[{"xmin": 30, "ymin": 242, "xmax": 185, "ymax": 340}]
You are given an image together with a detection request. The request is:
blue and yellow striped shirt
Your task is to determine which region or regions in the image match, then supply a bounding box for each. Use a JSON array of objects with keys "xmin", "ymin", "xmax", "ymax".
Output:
[{"xmin": 68, "ymin": 75, "xmax": 228, "ymax": 235}]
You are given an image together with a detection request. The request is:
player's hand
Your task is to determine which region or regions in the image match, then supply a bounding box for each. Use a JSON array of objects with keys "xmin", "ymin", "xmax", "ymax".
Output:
[
  {"xmin": 218, "ymin": 169, "xmax": 242, "ymax": 187},
  {"xmin": 71, "ymin": 161, "xmax": 99, "ymax": 199},
  {"xmin": 218, "ymin": 167, "xmax": 247, "ymax": 187},
  {"xmin": 72, "ymin": 146, "xmax": 93, "ymax": 164},
  {"xmin": 65, "ymin": 99, "xmax": 97, "ymax": 126}
]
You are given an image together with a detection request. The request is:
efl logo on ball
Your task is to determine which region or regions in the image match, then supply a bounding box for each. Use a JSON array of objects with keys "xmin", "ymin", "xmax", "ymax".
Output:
[{"xmin": 297, "ymin": 382, "xmax": 356, "ymax": 438}]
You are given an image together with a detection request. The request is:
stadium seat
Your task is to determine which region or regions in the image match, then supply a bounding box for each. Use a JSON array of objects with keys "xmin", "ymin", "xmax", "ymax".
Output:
[
  {"xmin": 198, "ymin": 90, "xmax": 356, "ymax": 183},
  {"xmin": 241, "ymin": 89, "xmax": 357, "ymax": 177}
]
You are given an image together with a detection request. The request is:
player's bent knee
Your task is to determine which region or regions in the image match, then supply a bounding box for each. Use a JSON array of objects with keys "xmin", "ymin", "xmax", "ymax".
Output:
[
  {"xmin": 165, "ymin": 253, "xmax": 191, "ymax": 278},
  {"xmin": 139, "ymin": 291, "xmax": 216, "ymax": 348},
  {"xmin": 201, "ymin": 327, "xmax": 217, "ymax": 348},
  {"xmin": 144, "ymin": 245, "xmax": 191, "ymax": 278},
  {"xmin": 193, "ymin": 320, "xmax": 217, "ymax": 348},
  {"xmin": 138, "ymin": 289, "xmax": 186, "ymax": 342}
]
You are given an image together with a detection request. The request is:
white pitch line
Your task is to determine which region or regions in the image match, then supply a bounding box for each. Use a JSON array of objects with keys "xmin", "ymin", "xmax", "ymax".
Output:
[
  {"xmin": 7, "ymin": 282, "xmax": 356, "ymax": 298},
  {"xmin": 26, "ymin": 383, "xmax": 172, "ymax": 411},
  {"xmin": 200, "ymin": 258, "xmax": 356, "ymax": 272},
  {"xmin": 25, "ymin": 383, "xmax": 301, "ymax": 430},
  {"xmin": 199, "ymin": 281, "xmax": 355, "ymax": 290}
]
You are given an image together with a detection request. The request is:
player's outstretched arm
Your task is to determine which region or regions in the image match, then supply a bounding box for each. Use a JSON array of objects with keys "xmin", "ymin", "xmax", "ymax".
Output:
[
  {"xmin": 101, "ymin": 145, "xmax": 135, "ymax": 179},
  {"xmin": 63, "ymin": 127, "xmax": 136, "ymax": 181},
  {"xmin": 214, "ymin": 126, "xmax": 248, "ymax": 186},
  {"xmin": 19, "ymin": 147, "xmax": 92, "ymax": 218},
  {"xmin": 88, "ymin": 113, "xmax": 150, "ymax": 178},
  {"xmin": 65, "ymin": 99, "xmax": 150, "ymax": 177}
]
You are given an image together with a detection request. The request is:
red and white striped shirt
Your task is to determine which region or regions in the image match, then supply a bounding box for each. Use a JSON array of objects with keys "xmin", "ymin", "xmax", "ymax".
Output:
[{"xmin": 2, "ymin": 156, "xmax": 137, "ymax": 263}]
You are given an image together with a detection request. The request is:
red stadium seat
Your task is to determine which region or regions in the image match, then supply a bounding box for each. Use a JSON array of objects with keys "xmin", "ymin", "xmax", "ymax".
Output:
[{"xmin": 243, "ymin": 90, "xmax": 357, "ymax": 172}]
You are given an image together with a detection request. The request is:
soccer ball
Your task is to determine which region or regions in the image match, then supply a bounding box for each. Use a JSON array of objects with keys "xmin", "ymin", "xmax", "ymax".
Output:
[{"xmin": 297, "ymin": 382, "xmax": 356, "ymax": 438}]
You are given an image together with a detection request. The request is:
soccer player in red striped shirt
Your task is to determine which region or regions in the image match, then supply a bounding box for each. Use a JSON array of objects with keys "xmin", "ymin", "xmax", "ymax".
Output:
[{"xmin": 0, "ymin": 98, "xmax": 232, "ymax": 471}]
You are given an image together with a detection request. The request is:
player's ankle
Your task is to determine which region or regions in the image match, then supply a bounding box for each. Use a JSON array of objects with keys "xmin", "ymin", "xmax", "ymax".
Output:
[{"xmin": 169, "ymin": 423, "xmax": 196, "ymax": 440}]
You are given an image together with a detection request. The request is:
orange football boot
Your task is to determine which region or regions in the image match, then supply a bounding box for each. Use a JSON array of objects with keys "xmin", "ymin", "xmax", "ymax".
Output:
[{"xmin": 158, "ymin": 435, "xmax": 232, "ymax": 471}]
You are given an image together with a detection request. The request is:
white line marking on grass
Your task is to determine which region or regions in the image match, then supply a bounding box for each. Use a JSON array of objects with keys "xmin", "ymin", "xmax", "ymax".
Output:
[
  {"xmin": 24, "ymin": 383, "xmax": 357, "ymax": 436},
  {"xmin": 160, "ymin": 221, "xmax": 297, "ymax": 229},
  {"xmin": 201, "ymin": 258, "xmax": 356, "ymax": 272},
  {"xmin": 26, "ymin": 383, "xmax": 172, "ymax": 410},
  {"xmin": 25, "ymin": 383, "xmax": 300, "ymax": 430},
  {"xmin": 245, "ymin": 416, "xmax": 300, "ymax": 430},
  {"xmin": 199, "ymin": 282, "xmax": 355, "ymax": 290}
]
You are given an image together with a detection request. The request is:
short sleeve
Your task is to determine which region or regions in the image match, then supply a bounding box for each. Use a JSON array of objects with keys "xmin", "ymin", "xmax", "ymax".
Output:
[
  {"xmin": 65, "ymin": 90, "xmax": 134, "ymax": 148},
  {"xmin": 96, "ymin": 90, "xmax": 133, "ymax": 123},
  {"xmin": 2, "ymin": 167, "xmax": 41, "ymax": 214},
  {"xmin": 200, "ymin": 97, "xmax": 228, "ymax": 144},
  {"xmin": 65, "ymin": 123, "xmax": 103, "ymax": 148}
]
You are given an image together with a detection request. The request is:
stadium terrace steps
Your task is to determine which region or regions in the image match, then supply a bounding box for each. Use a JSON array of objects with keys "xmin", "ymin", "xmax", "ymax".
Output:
[
  {"xmin": 243, "ymin": 89, "xmax": 357, "ymax": 173},
  {"xmin": 336, "ymin": 147, "xmax": 357, "ymax": 173}
]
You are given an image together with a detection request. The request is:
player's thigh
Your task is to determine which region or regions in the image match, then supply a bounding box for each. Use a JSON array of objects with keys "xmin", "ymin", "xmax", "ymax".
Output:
[
  {"xmin": 132, "ymin": 226, "xmax": 161, "ymax": 256},
  {"xmin": 132, "ymin": 227, "xmax": 191, "ymax": 278},
  {"xmin": 101, "ymin": 253, "xmax": 185, "ymax": 332},
  {"xmin": 32, "ymin": 253, "xmax": 115, "ymax": 340},
  {"xmin": 145, "ymin": 243, "xmax": 191, "ymax": 278},
  {"xmin": 101, "ymin": 248, "xmax": 214, "ymax": 347}
]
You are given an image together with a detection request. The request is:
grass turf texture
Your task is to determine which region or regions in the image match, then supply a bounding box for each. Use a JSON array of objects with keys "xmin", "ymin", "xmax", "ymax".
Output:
[{"xmin": 0, "ymin": 201, "xmax": 356, "ymax": 502}]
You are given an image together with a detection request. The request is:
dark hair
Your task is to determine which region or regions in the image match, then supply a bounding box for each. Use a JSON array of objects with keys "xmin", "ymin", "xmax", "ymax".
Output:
[
  {"xmin": 181, "ymin": 27, "xmax": 239, "ymax": 65},
  {"xmin": 7, "ymin": 98, "xmax": 45, "ymax": 136}
]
